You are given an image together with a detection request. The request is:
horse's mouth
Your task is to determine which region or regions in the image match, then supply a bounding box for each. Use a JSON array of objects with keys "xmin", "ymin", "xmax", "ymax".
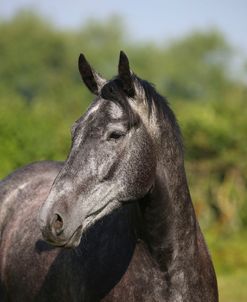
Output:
[
  {"xmin": 63, "ymin": 225, "xmax": 83, "ymax": 248},
  {"xmin": 49, "ymin": 200, "xmax": 119, "ymax": 248},
  {"xmin": 43, "ymin": 225, "xmax": 83, "ymax": 248},
  {"xmin": 82, "ymin": 199, "xmax": 120, "ymax": 232}
]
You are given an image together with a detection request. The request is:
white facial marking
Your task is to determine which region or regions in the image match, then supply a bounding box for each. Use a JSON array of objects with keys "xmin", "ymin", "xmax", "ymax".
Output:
[
  {"xmin": 73, "ymin": 103, "xmax": 101, "ymax": 148},
  {"xmin": 87, "ymin": 102, "xmax": 101, "ymax": 116},
  {"xmin": 110, "ymin": 102, "xmax": 123, "ymax": 119}
]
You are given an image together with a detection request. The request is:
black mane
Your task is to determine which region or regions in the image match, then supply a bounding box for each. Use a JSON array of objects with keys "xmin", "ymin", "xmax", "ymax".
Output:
[{"xmin": 135, "ymin": 76, "xmax": 183, "ymax": 152}]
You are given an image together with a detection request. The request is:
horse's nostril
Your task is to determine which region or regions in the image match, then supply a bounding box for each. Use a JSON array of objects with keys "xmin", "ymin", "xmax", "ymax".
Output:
[{"xmin": 51, "ymin": 213, "xmax": 64, "ymax": 236}]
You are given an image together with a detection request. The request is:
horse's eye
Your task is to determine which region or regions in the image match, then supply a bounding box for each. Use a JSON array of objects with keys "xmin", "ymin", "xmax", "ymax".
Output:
[{"xmin": 108, "ymin": 131, "xmax": 125, "ymax": 140}]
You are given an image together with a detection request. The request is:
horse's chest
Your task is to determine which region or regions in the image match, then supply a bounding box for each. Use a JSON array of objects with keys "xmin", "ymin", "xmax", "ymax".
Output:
[{"xmin": 102, "ymin": 241, "xmax": 167, "ymax": 302}]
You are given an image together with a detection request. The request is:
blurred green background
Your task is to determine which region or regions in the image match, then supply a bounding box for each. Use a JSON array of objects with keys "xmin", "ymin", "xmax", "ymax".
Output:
[{"xmin": 0, "ymin": 7, "xmax": 246, "ymax": 301}]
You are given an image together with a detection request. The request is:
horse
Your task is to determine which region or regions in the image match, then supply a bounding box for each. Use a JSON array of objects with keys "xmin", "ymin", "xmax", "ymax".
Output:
[{"xmin": 0, "ymin": 51, "xmax": 218, "ymax": 301}]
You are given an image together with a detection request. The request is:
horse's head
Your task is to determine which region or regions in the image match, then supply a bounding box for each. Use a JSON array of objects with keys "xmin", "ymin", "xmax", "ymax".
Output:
[{"xmin": 39, "ymin": 52, "xmax": 158, "ymax": 247}]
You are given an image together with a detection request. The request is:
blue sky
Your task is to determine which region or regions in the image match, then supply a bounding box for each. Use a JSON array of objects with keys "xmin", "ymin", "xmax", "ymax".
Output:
[{"xmin": 1, "ymin": 0, "xmax": 247, "ymax": 54}]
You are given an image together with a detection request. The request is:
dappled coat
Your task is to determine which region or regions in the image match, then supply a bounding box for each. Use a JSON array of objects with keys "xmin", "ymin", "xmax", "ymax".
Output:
[{"xmin": 0, "ymin": 52, "xmax": 218, "ymax": 301}]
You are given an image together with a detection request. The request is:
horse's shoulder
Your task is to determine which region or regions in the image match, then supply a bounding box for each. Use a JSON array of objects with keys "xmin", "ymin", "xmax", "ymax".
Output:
[{"xmin": 0, "ymin": 161, "xmax": 63, "ymax": 239}]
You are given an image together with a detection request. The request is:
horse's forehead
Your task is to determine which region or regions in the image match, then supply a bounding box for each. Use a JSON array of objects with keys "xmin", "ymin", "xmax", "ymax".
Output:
[
  {"xmin": 109, "ymin": 101, "xmax": 123, "ymax": 119},
  {"xmin": 74, "ymin": 101, "xmax": 104, "ymax": 131},
  {"xmin": 72, "ymin": 99, "xmax": 125, "ymax": 147},
  {"xmin": 82, "ymin": 99, "xmax": 123, "ymax": 124},
  {"xmin": 83, "ymin": 102, "xmax": 102, "ymax": 121}
]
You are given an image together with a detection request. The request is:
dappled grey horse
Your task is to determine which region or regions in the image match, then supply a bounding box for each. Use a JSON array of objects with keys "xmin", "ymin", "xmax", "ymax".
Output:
[{"xmin": 0, "ymin": 52, "xmax": 218, "ymax": 301}]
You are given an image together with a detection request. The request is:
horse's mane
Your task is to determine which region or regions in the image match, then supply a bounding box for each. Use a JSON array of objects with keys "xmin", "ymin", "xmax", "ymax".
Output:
[{"xmin": 135, "ymin": 76, "xmax": 183, "ymax": 150}]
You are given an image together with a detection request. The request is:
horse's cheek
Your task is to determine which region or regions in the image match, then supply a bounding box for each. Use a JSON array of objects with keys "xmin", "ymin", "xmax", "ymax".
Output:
[
  {"xmin": 137, "ymin": 139, "xmax": 156, "ymax": 190},
  {"xmin": 120, "ymin": 138, "xmax": 155, "ymax": 199}
]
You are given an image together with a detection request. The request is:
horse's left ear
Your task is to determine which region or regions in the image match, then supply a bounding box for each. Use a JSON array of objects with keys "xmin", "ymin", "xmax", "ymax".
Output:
[
  {"xmin": 118, "ymin": 51, "xmax": 135, "ymax": 97},
  {"xmin": 78, "ymin": 53, "xmax": 106, "ymax": 95}
]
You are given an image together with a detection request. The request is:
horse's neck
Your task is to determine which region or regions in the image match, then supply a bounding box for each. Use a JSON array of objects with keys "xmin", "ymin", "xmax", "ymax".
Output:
[
  {"xmin": 138, "ymin": 132, "xmax": 218, "ymax": 301},
  {"xmin": 138, "ymin": 134, "xmax": 206, "ymax": 299},
  {"xmin": 141, "ymin": 161, "xmax": 198, "ymax": 266}
]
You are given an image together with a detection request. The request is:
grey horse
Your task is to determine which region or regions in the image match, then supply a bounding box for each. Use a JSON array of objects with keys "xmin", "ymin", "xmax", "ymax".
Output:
[{"xmin": 0, "ymin": 52, "xmax": 218, "ymax": 301}]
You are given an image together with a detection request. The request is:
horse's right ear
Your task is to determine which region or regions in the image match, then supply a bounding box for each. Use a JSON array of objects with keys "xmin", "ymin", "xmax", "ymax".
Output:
[
  {"xmin": 118, "ymin": 51, "xmax": 135, "ymax": 97},
  {"xmin": 78, "ymin": 54, "xmax": 106, "ymax": 95}
]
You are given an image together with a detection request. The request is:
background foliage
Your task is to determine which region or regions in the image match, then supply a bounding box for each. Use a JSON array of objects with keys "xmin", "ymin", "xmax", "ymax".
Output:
[{"xmin": 0, "ymin": 12, "xmax": 246, "ymax": 301}]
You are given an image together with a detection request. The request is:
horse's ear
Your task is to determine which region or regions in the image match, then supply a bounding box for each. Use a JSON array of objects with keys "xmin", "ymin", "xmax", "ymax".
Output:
[
  {"xmin": 78, "ymin": 53, "xmax": 106, "ymax": 95},
  {"xmin": 118, "ymin": 51, "xmax": 135, "ymax": 97}
]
